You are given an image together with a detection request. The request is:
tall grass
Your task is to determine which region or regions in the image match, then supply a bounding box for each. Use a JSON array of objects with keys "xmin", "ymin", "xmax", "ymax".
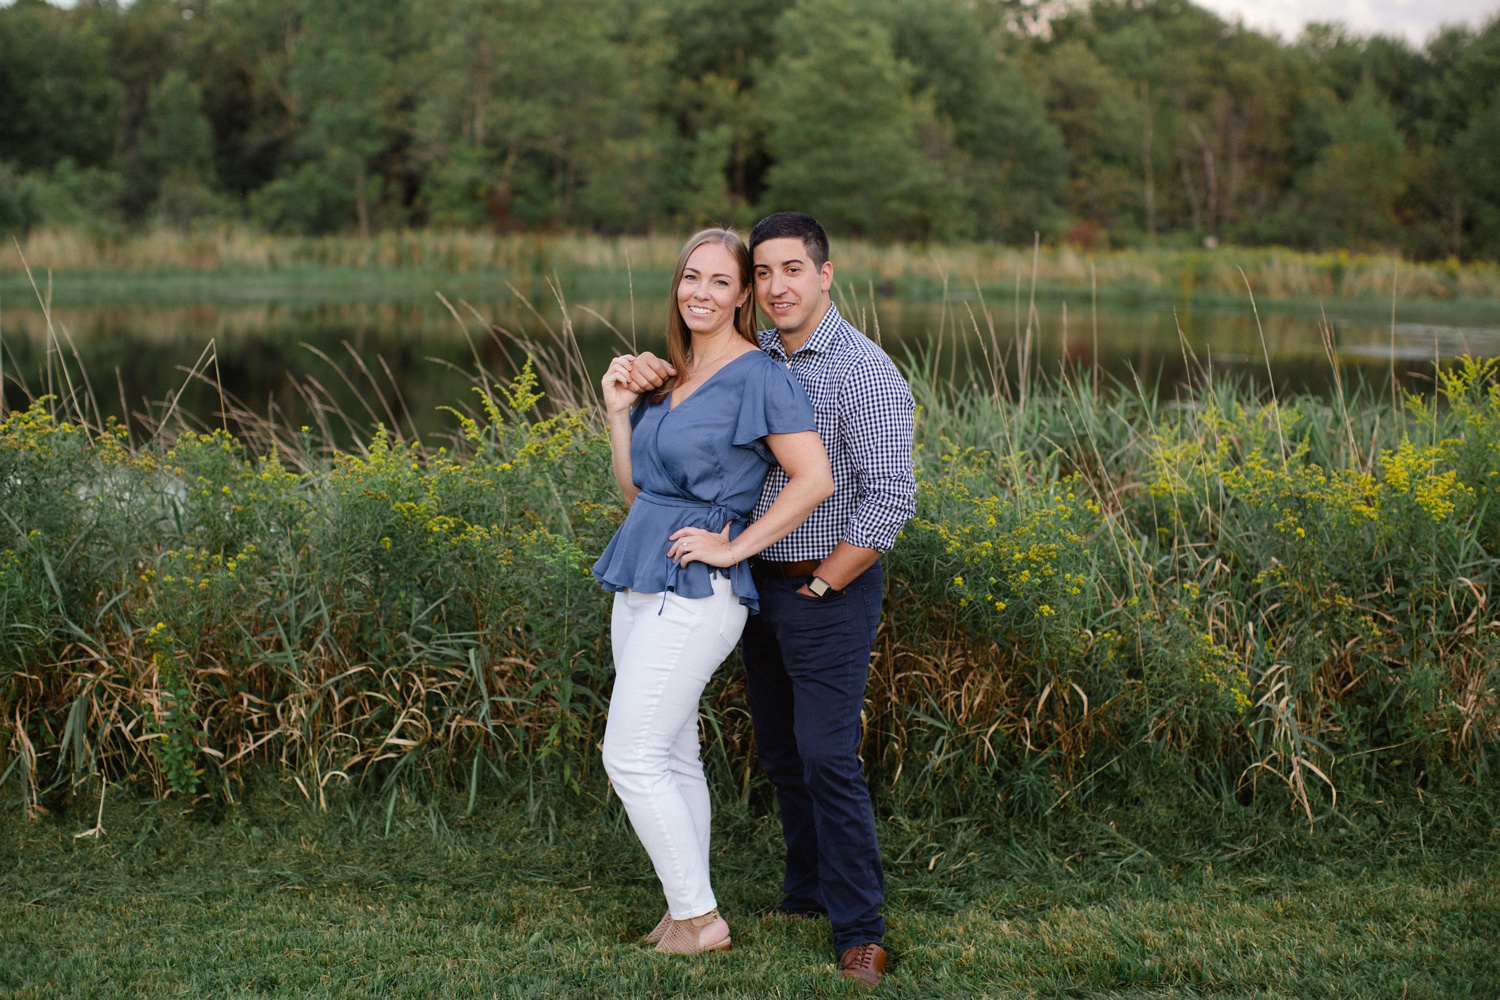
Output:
[
  {"xmin": 885, "ymin": 354, "xmax": 1499, "ymax": 823},
  {"xmin": 1, "ymin": 276, "xmax": 1496, "ymax": 827},
  {"xmin": 10, "ymin": 226, "xmax": 1500, "ymax": 303},
  {"xmin": 6, "ymin": 227, "xmax": 678, "ymax": 276}
]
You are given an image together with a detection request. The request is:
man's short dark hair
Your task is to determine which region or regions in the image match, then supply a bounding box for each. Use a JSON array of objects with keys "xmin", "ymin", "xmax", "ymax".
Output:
[{"xmin": 749, "ymin": 212, "xmax": 830, "ymax": 269}]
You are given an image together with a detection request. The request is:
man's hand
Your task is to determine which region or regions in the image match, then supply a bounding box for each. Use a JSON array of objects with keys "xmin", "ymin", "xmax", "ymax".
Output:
[
  {"xmin": 790, "ymin": 542, "xmax": 881, "ymax": 597},
  {"xmin": 626, "ymin": 351, "xmax": 676, "ymax": 394}
]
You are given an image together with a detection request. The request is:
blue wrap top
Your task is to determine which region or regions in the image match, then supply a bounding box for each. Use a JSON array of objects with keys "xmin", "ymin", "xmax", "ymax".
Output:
[{"xmin": 591, "ymin": 350, "xmax": 816, "ymax": 612}]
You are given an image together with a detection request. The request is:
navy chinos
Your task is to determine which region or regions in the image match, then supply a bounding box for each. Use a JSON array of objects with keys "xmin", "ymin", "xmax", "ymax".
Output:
[{"xmin": 742, "ymin": 561, "xmax": 886, "ymax": 953}]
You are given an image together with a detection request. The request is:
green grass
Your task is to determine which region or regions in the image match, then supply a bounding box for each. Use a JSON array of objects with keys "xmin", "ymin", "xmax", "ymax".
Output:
[{"xmin": 3, "ymin": 784, "xmax": 1496, "ymax": 998}]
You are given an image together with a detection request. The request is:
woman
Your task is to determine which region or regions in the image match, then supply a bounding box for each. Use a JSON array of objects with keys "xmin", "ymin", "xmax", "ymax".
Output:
[{"xmin": 593, "ymin": 228, "xmax": 833, "ymax": 955}]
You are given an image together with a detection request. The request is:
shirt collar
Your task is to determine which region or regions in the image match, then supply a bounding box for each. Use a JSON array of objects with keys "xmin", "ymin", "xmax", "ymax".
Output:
[{"xmin": 759, "ymin": 302, "xmax": 844, "ymax": 361}]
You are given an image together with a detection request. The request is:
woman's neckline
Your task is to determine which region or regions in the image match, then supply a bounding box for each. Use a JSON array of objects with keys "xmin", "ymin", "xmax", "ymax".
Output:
[{"xmin": 667, "ymin": 349, "xmax": 760, "ymax": 411}]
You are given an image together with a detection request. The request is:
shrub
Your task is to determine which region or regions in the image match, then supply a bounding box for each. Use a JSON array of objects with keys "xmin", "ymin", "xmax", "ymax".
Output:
[{"xmin": 1, "ymin": 357, "xmax": 1496, "ymax": 824}]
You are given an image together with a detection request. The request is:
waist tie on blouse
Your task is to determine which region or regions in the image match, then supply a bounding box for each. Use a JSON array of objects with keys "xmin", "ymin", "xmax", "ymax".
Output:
[{"xmin": 636, "ymin": 490, "xmax": 748, "ymax": 614}]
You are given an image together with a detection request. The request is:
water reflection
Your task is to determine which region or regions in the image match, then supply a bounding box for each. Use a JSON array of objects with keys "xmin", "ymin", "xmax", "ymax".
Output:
[{"xmin": 1, "ymin": 292, "xmax": 1494, "ymax": 440}]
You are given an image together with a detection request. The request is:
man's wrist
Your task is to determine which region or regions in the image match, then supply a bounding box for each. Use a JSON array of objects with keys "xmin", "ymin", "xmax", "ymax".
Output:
[{"xmin": 808, "ymin": 575, "xmax": 838, "ymax": 598}]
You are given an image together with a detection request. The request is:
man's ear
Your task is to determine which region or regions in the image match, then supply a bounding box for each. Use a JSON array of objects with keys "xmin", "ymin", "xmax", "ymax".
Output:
[{"xmin": 819, "ymin": 260, "xmax": 834, "ymax": 294}]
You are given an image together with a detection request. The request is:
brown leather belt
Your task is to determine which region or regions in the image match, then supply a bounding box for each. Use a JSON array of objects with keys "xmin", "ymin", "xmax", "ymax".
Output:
[{"xmin": 753, "ymin": 558, "xmax": 821, "ymax": 578}]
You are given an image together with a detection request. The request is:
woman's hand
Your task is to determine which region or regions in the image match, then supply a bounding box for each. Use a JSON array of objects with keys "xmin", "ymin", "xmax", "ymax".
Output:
[
  {"xmin": 667, "ymin": 524, "xmax": 737, "ymax": 568},
  {"xmin": 602, "ymin": 354, "xmax": 643, "ymax": 416},
  {"xmin": 603, "ymin": 355, "xmax": 642, "ymax": 503}
]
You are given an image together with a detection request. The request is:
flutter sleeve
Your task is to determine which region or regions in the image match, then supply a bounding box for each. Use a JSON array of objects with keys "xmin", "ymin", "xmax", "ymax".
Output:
[{"xmin": 732, "ymin": 356, "xmax": 817, "ymax": 462}]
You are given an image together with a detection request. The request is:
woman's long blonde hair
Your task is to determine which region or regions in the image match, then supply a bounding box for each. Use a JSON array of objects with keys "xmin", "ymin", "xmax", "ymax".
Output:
[{"xmin": 650, "ymin": 227, "xmax": 758, "ymax": 404}]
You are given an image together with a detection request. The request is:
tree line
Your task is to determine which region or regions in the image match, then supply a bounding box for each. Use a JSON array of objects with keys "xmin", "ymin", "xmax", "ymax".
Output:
[{"xmin": 2, "ymin": 0, "xmax": 1499, "ymax": 260}]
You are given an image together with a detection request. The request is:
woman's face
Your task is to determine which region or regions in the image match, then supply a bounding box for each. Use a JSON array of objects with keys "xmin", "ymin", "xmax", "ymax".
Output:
[{"xmin": 677, "ymin": 242, "xmax": 750, "ymax": 340}]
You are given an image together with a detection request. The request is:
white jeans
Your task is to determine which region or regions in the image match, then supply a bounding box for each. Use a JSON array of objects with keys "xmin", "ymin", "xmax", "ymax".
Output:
[{"xmin": 602, "ymin": 574, "xmax": 748, "ymax": 919}]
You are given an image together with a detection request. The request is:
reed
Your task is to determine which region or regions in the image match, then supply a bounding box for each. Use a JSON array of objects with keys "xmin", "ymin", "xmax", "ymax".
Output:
[
  {"xmin": 1, "ymin": 275, "xmax": 1496, "ymax": 827},
  {"xmin": 8, "ymin": 227, "xmax": 1500, "ymax": 306}
]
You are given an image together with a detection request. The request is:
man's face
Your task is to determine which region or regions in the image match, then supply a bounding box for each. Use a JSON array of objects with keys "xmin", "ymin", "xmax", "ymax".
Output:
[{"xmin": 753, "ymin": 237, "xmax": 834, "ymax": 341}]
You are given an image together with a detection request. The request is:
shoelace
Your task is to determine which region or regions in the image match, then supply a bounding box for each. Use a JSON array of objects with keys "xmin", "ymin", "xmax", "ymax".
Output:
[{"xmin": 840, "ymin": 943, "xmax": 880, "ymax": 970}]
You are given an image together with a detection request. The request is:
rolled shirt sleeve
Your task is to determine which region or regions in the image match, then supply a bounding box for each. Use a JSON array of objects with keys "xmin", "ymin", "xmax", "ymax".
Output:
[
  {"xmin": 839, "ymin": 355, "xmax": 916, "ymax": 552},
  {"xmin": 753, "ymin": 304, "xmax": 917, "ymax": 562}
]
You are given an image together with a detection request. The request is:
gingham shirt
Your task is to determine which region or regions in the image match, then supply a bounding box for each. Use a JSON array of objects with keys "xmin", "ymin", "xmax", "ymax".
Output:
[{"xmin": 753, "ymin": 303, "xmax": 916, "ymax": 560}]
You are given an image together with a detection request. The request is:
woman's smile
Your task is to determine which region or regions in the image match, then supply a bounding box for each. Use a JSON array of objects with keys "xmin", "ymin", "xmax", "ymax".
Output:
[{"xmin": 677, "ymin": 242, "xmax": 751, "ymax": 338}]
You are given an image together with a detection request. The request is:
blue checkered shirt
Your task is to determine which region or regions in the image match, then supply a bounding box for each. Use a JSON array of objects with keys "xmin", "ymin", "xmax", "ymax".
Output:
[{"xmin": 753, "ymin": 303, "xmax": 916, "ymax": 560}]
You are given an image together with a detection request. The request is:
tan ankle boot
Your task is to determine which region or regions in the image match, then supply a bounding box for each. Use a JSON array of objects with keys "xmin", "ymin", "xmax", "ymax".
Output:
[{"xmin": 653, "ymin": 908, "xmax": 731, "ymax": 954}]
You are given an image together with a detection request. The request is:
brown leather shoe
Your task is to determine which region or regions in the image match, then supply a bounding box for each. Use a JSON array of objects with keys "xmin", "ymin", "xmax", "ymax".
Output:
[{"xmin": 838, "ymin": 943, "xmax": 888, "ymax": 986}]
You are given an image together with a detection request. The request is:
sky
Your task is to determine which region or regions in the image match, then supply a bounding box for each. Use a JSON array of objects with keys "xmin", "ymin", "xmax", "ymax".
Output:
[{"xmin": 1192, "ymin": 0, "xmax": 1498, "ymax": 46}]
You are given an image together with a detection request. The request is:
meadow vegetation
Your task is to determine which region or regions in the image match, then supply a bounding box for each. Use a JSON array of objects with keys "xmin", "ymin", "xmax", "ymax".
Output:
[
  {"xmin": 4, "ymin": 284, "xmax": 1498, "ymax": 996},
  {"xmin": 9, "ymin": 227, "xmax": 1500, "ymax": 308},
  {"xmin": 2, "ymin": 314, "xmax": 1497, "ymax": 830}
]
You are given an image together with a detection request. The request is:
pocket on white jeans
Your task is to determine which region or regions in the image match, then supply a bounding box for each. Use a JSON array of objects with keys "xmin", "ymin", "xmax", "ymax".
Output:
[{"xmin": 711, "ymin": 572, "xmax": 749, "ymax": 645}]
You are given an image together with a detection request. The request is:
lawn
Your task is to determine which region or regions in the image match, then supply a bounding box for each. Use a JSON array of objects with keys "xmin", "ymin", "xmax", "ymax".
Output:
[{"xmin": 3, "ymin": 783, "xmax": 1496, "ymax": 999}]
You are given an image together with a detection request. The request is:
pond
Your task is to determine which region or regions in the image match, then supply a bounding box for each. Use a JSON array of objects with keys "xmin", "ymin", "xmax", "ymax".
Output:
[{"xmin": 2, "ymin": 282, "xmax": 1496, "ymax": 442}]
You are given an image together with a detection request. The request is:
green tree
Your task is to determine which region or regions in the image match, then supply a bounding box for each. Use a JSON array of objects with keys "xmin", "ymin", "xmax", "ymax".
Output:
[
  {"xmin": 252, "ymin": 0, "xmax": 410, "ymax": 236},
  {"xmin": 658, "ymin": 0, "xmax": 792, "ymax": 210},
  {"xmin": 0, "ymin": 161, "xmax": 42, "ymax": 238},
  {"xmin": 0, "ymin": 0, "xmax": 1495, "ymax": 257},
  {"xmin": 1072, "ymin": 1, "xmax": 1260, "ymax": 242},
  {"xmin": 1191, "ymin": 29, "xmax": 1309, "ymax": 243},
  {"xmin": 758, "ymin": 0, "xmax": 942, "ymax": 240},
  {"xmin": 1292, "ymin": 82, "xmax": 1408, "ymax": 248},
  {"xmin": 879, "ymin": 0, "xmax": 1067, "ymax": 240},
  {"xmin": 647, "ymin": 74, "xmax": 740, "ymax": 228},
  {"xmin": 1092, "ymin": 18, "xmax": 1173, "ymax": 238},
  {"xmin": 1026, "ymin": 38, "xmax": 1140, "ymax": 244},
  {"xmin": 1418, "ymin": 17, "xmax": 1500, "ymax": 258},
  {"xmin": 0, "ymin": 1, "xmax": 121, "ymax": 173},
  {"xmin": 169, "ymin": 0, "xmax": 297, "ymax": 203},
  {"xmin": 127, "ymin": 70, "xmax": 218, "ymax": 228},
  {"xmin": 412, "ymin": 0, "xmax": 673, "ymax": 231},
  {"xmin": 19, "ymin": 158, "xmax": 125, "ymax": 231},
  {"xmin": 96, "ymin": 0, "xmax": 220, "ymax": 218},
  {"xmin": 1451, "ymin": 99, "xmax": 1500, "ymax": 260},
  {"xmin": 1112, "ymin": 4, "xmax": 1307, "ymax": 243}
]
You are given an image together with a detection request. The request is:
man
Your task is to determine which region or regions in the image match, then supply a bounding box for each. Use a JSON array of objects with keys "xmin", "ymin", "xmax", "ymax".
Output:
[{"xmin": 625, "ymin": 212, "xmax": 916, "ymax": 986}]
